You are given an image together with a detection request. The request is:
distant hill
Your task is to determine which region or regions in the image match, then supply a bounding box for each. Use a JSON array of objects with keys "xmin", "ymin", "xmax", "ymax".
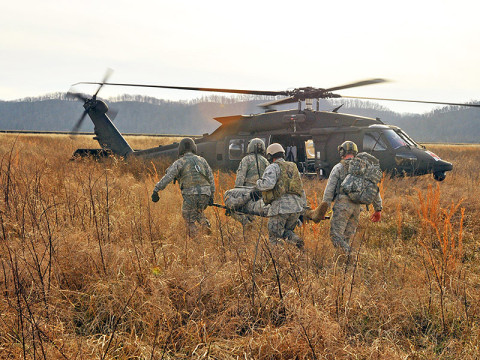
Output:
[
  {"xmin": 0, "ymin": 93, "xmax": 479, "ymax": 143},
  {"xmin": 0, "ymin": 93, "xmax": 265, "ymax": 135}
]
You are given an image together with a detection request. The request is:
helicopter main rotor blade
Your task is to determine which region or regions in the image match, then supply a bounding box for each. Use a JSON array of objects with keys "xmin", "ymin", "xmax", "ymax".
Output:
[
  {"xmin": 259, "ymin": 96, "xmax": 297, "ymax": 108},
  {"xmin": 326, "ymin": 78, "xmax": 389, "ymax": 92},
  {"xmin": 73, "ymin": 82, "xmax": 288, "ymax": 97},
  {"xmin": 339, "ymin": 95, "xmax": 480, "ymax": 108}
]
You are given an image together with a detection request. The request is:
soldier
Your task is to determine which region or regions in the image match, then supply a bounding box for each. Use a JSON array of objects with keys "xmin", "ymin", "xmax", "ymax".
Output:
[
  {"xmin": 231, "ymin": 138, "xmax": 269, "ymax": 226},
  {"xmin": 235, "ymin": 138, "xmax": 269, "ymax": 187},
  {"xmin": 255, "ymin": 143, "xmax": 307, "ymax": 248},
  {"xmin": 309, "ymin": 141, "xmax": 382, "ymax": 253},
  {"xmin": 151, "ymin": 137, "xmax": 215, "ymax": 236}
]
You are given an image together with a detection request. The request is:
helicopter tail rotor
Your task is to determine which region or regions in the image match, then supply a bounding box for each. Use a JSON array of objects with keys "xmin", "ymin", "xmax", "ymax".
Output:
[
  {"xmin": 67, "ymin": 69, "xmax": 117, "ymax": 135},
  {"xmin": 70, "ymin": 110, "xmax": 88, "ymax": 136},
  {"xmin": 93, "ymin": 68, "xmax": 113, "ymax": 98},
  {"xmin": 66, "ymin": 90, "xmax": 90, "ymax": 136}
]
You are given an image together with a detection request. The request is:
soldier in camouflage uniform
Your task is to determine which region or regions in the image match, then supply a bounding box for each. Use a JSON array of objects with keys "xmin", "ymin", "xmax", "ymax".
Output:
[
  {"xmin": 235, "ymin": 138, "xmax": 269, "ymax": 187},
  {"xmin": 232, "ymin": 138, "xmax": 269, "ymax": 226},
  {"xmin": 320, "ymin": 141, "xmax": 382, "ymax": 253},
  {"xmin": 255, "ymin": 143, "xmax": 307, "ymax": 248},
  {"xmin": 151, "ymin": 137, "xmax": 215, "ymax": 237}
]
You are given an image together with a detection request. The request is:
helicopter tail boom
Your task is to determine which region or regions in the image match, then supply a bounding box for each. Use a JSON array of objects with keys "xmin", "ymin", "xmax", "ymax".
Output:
[{"xmin": 86, "ymin": 100, "xmax": 133, "ymax": 157}]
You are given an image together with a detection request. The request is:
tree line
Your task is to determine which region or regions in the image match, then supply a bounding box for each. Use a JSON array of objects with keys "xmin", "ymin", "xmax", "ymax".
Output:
[{"xmin": 0, "ymin": 94, "xmax": 478, "ymax": 142}]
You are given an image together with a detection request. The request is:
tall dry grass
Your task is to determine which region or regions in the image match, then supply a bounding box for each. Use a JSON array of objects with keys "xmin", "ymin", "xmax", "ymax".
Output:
[{"xmin": 0, "ymin": 135, "xmax": 479, "ymax": 359}]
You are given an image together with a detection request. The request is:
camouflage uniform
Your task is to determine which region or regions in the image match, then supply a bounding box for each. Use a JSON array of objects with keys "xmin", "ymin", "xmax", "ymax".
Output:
[
  {"xmin": 235, "ymin": 153, "xmax": 269, "ymax": 187},
  {"xmin": 256, "ymin": 159, "xmax": 307, "ymax": 247},
  {"xmin": 323, "ymin": 159, "xmax": 382, "ymax": 252},
  {"xmin": 153, "ymin": 152, "xmax": 215, "ymax": 236},
  {"xmin": 232, "ymin": 153, "xmax": 269, "ymax": 225}
]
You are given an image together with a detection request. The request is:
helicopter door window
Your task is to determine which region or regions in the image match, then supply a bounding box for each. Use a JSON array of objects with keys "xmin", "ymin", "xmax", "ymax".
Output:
[
  {"xmin": 363, "ymin": 133, "xmax": 387, "ymax": 151},
  {"xmin": 305, "ymin": 140, "xmax": 315, "ymax": 159},
  {"xmin": 228, "ymin": 139, "xmax": 245, "ymax": 160}
]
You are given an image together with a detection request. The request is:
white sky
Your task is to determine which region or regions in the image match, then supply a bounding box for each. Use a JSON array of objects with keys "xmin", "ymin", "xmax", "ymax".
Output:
[{"xmin": 1, "ymin": 0, "xmax": 479, "ymax": 113}]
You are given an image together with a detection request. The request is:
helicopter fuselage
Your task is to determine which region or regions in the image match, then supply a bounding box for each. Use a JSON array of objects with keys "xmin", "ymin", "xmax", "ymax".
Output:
[{"xmin": 76, "ymin": 101, "xmax": 452, "ymax": 181}]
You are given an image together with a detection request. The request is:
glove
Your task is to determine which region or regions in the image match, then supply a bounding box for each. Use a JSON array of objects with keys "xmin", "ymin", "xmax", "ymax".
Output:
[
  {"xmin": 151, "ymin": 191, "xmax": 159, "ymax": 203},
  {"xmin": 250, "ymin": 189, "xmax": 262, "ymax": 202},
  {"xmin": 208, "ymin": 196, "xmax": 214, "ymax": 206},
  {"xmin": 371, "ymin": 210, "xmax": 381, "ymax": 222}
]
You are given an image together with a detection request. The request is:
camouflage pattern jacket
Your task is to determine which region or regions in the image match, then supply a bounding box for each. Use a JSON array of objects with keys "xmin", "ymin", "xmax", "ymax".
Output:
[
  {"xmin": 323, "ymin": 160, "xmax": 382, "ymax": 211},
  {"xmin": 255, "ymin": 159, "xmax": 307, "ymax": 216},
  {"xmin": 154, "ymin": 152, "xmax": 215, "ymax": 196},
  {"xmin": 235, "ymin": 154, "xmax": 269, "ymax": 187}
]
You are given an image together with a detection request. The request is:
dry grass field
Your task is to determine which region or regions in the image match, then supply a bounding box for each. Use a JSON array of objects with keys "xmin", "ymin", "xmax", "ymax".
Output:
[{"xmin": 0, "ymin": 133, "xmax": 479, "ymax": 359}]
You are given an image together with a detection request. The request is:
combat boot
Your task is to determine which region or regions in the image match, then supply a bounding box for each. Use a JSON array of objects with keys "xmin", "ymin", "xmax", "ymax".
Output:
[
  {"xmin": 284, "ymin": 230, "xmax": 304, "ymax": 249},
  {"xmin": 333, "ymin": 239, "xmax": 351, "ymax": 254},
  {"xmin": 304, "ymin": 202, "xmax": 329, "ymax": 223}
]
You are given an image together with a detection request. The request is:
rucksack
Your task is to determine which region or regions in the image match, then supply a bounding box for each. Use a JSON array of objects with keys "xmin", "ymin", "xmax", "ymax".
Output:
[{"xmin": 340, "ymin": 152, "xmax": 383, "ymax": 205}]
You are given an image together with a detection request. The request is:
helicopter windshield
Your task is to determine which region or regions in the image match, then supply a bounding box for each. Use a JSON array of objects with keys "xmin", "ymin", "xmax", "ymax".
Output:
[
  {"xmin": 396, "ymin": 129, "xmax": 419, "ymax": 148},
  {"xmin": 382, "ymin": 129, "xmax": 408, "ymax": 149}
]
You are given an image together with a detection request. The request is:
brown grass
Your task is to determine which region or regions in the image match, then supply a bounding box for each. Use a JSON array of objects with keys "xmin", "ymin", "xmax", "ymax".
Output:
[{"xmin": 0, "ymin": 135, "xmax": 479, "ymax": 359}]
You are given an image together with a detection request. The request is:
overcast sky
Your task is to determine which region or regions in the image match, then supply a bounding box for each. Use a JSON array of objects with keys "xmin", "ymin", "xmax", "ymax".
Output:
[{"xmin": 1, "ymin": 0, "xmax": 479, "ymax": 113}]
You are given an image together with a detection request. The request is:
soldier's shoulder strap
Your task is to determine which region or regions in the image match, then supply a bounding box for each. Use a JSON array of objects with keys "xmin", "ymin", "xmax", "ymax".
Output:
[{"xmin": 193, "ymin": 155, "xmax": 212, "ymax": 184}]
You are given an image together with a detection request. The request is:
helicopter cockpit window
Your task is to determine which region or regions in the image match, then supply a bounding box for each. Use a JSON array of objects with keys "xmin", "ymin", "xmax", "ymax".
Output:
[
  {"xmin": 383, "ymin": 129, "xmax": 408, "ymax": 149},
  {"xmin": 228, "ymin": 139, "xmax": 244, "ymax": 160},
  {"xmin": 363, "ymin": 133, "xmax": 387, "ymax": 151}
]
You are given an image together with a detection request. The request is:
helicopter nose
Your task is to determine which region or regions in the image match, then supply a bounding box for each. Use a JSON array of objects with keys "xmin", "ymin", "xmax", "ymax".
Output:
[
  {"xmin": 424, "ymin": 150, "xmax": 453, "ymax": 171},
  {"xmin": 436, "ymin": 159, "xmax": 453, "ymax": 172},
  {"xmin": 434, "ymin": 158, "xmax": 452, "ymax": 172},
  {"xmin": 432, "ymin": 159, "xmax": 452, "ymax": 181}
]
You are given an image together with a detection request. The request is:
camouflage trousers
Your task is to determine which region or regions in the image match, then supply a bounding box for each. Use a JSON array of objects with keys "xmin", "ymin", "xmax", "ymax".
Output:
[
  {"xmin": 182, "ymin": 194, "xmax": 211, "ymax": 236},
  {"xmin": 268, "ymin": 212, "xmax": 304, "ymax": 248},
  {"xmin": 229, "ymin": 199, "xmax": 267, "ymax": 227},
  {"xmin": 330, "ymin": 196, "xmax": 361, "ymax": 252},
  {"xmin": 230, "ymin": 212, "xmax": 254, "ymax": 226}
]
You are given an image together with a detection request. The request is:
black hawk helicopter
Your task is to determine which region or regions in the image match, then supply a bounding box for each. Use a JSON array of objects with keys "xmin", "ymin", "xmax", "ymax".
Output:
[{"xmin": 68, "ymin": 74, "xmax": 480, "ymax": 181}]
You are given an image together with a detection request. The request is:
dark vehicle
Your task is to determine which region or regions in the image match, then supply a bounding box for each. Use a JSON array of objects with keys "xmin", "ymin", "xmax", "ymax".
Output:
[{"xmin": 69, "ymin": 74, "xmax": 479, "ymax": 181}]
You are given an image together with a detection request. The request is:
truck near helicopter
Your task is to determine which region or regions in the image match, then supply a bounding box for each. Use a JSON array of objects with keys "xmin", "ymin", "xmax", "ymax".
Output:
[{"xmin": 68, "ymin": 74, "xmax": 480, "ymax": 181}]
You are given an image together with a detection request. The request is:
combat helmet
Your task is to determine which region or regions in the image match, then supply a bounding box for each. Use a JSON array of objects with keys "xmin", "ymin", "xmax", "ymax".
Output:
[
  {"xmin": 247, "ymin": 138, "xmax": 266, "ymax": 154},
  {"xmin": 266, "ymin": 143, "xmax": 285, "ymax": 160},
  {"xmin": 178, "ymin": 137, "xmax": 197, "ymax": 156},
  {"xmin": 338, "ymin": 141, "xmax": 358, "ymax": 157}
]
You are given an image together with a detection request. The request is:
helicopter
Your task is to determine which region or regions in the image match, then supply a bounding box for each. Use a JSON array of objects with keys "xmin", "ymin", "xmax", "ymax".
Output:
[{"xmin": 68, "ymin": 74, "xmax": 480, "ymax": 181}]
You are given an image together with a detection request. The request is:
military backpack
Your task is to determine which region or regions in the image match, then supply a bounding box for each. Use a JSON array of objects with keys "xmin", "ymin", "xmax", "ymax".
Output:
[{"xmin": 340, "ymin": 152, "xmax": 383, "ymax": 205}]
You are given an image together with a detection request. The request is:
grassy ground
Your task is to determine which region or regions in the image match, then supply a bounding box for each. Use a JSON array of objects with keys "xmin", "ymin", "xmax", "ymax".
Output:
[{"xmin": 0, "ymin": 134, "xmax": 479, "ymax": 359}]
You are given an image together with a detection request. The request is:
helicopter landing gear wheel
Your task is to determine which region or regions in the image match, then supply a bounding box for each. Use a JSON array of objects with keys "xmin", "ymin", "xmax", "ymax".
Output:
[{"xmin": 433, "ymin": 171, "xmax": 446, "ymax": 181}]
